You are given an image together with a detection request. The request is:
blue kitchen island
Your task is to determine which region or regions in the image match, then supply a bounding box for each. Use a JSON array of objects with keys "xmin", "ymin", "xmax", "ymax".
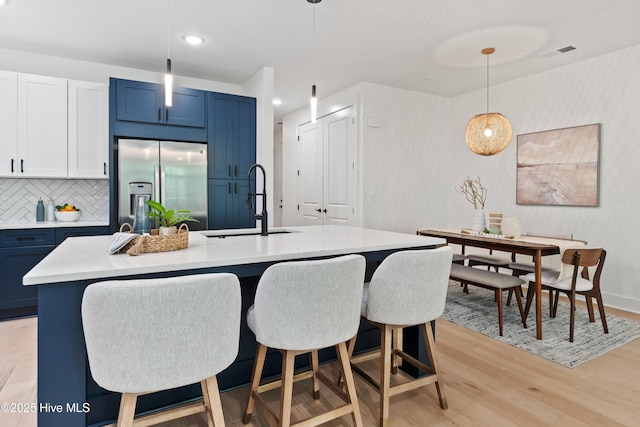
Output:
[{"xmin": 24, "ymin": 225, "xmax": 444, "ymax": 427}]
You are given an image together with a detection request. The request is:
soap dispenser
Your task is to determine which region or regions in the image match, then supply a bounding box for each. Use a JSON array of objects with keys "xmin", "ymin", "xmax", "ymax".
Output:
[
  {"xmin": 36, "ymin": 199, "xmax": 45, "ymax": 222},
  {"xmin": 46, "ymin": 198, "xmax": 56, "ymax": 221}
]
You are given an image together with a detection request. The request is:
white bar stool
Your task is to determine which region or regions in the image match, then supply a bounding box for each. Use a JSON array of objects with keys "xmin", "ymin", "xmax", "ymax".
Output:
[
  {"xmin": 81, "ymin": 273, "xmax": 241, "ymax": 427},
  {"xmin": 347, "ymin": 247, "xmax": 452, "ymax": 427},
  {"xmin": 243, "ymin": 254, "xmax": 366, "ymax": 427}
]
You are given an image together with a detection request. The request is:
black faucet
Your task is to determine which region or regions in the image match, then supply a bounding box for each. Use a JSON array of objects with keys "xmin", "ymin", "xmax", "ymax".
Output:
[{"xmin": 247, "ymin": 163, "xmax": 268, "ymax": 236}]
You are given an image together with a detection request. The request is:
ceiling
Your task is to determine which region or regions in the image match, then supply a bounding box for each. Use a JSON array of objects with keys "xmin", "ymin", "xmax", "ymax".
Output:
[{"xmin": 1, "ymin": 0, "xmax": 640, "ymax": 124}]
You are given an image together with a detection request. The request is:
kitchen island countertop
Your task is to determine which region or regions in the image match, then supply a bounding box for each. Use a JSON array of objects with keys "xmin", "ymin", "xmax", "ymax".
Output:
[{"xmin": 24, "ymin": 225, "xmax": 444, "ymax": 285}]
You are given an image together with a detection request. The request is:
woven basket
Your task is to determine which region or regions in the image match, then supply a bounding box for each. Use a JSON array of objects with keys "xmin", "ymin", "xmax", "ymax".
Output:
[{"xmin": 119, "ymin": 223, "xmax": 189, "ymax": 256}]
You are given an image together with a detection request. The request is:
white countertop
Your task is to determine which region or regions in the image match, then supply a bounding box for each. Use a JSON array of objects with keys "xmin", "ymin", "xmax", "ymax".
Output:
[
  {"xmin": 23, "ymin": 225, "xmax": 445, "ymax": 285},
  {"xmin": 0, "ymin": 220, "xmax": 109, "ymax": 230}
]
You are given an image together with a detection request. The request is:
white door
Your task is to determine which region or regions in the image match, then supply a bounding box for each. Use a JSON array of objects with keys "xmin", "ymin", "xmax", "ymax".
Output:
[
  {"xmin": 298, "ymin": 120, "xmax": 324, "ymax": 225},
  {"xmin": 297, "ymin": 106, "xmax": 358, "ymax": 226},
  {"xmin": 17, "ymin": 74, "xmax": 68, "ymax": 178},
  {"xmin": 68, "ymin": 80, "xmax": 109, "ymax": 179},
  {"xmin": 0, "ymin": 71, "xmax": 18, "ymax": 177},
  {"xmin": 323, "ymin": 108, "xmax": 356, "ymax": 225}
]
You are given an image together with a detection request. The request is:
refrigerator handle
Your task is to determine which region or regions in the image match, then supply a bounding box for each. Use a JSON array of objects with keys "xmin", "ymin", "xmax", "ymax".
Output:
[
  {"xmin": 154, "ymin": 165, "xmax": 161, "ymax": 202},
  {"xmin": 160, "ymin": 166, "xmax": 166, "ymax": 205}
]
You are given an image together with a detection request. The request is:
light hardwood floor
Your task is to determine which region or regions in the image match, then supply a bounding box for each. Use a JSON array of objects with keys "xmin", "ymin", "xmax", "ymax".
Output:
[{"xmin": 1, "ymin": 305, "xmax": 639, "ymax": 427}]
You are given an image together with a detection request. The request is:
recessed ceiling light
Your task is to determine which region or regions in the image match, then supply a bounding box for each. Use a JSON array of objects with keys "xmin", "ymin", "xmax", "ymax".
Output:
[
  {"xmin": 182, "ymin": 34, "xmax": 205, "ymax": 45},
  {"xmin": 272, "ymin": 98, "xmax": 282, "ymax": 106}
]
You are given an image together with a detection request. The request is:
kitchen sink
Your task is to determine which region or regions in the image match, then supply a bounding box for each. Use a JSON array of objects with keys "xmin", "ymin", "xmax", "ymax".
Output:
[{"xmin": 203, "ymin": 229, "xmax": 294, "ymax": 238}]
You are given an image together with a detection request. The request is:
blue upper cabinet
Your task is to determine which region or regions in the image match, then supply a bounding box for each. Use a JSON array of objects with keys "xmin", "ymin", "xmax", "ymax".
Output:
[
  {"xmin": 116, "ymin": 79, "xmax": 205, "ymax": 128},
  {"xmin": 207, "ymin": 92, "xmax": 256, "ymax": 179}
]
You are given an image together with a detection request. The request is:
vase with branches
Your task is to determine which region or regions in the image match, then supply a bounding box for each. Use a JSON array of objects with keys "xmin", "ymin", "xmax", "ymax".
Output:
[{"xmin": 456, "ymin": 177, "xmax": 487, "ymax": 232}]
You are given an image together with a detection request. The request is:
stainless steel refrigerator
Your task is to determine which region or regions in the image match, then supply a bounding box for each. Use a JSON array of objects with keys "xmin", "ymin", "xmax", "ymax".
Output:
[{"xmin": 117, "ymin": 139, "xmax": 207, "ymax": 231}]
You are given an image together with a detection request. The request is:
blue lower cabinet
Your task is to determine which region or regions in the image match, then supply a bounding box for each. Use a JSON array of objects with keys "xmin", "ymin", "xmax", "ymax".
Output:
[
  {"xmin": 0, "ymin": 246, "xmax": 53, "ymax": 319},
  {"xmin": 0, "ymin": 227, "xmax": 109, "ymax": 320}
]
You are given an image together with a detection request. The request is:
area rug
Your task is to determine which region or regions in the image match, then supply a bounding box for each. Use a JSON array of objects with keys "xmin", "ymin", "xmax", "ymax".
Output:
[{"xmin": 441, "ymin": 281, "xmax": 640, "ymax": 368}]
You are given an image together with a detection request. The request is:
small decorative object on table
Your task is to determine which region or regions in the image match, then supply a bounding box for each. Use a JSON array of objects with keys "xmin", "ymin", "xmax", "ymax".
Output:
[
  {"xmin": 456, "ymin": 176, "xmax": 487, "ymax": 233},
  {"xmin": 500, "ymin": 217, "xmax": 522, "ymax": 238},
  {"xmin": 118, "ymin": 223, "xmax": 190, "ymax": 256},
  {"xmin": 488, "ymin": 211, "xmax": 503, "ymax": 234},
  {"xmin": 146, "ymin": 200, "xmax": 199, "ymax": 235}
]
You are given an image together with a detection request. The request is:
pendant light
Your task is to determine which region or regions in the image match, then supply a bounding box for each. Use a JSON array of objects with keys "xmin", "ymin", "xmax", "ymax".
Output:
[
  {"xmin": 464, "ymin": 48, "xmax": 512, "ymax": 156},
  {"xmin": 164, "ymin": 0, "xmax": 173, "ymax": 107},
  {"xmin": 308, "ymin": 0, "xmax": 321, "ymax": 123}
]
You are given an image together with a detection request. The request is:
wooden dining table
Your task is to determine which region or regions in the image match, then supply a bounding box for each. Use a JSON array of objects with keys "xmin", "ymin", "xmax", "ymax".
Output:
[{"xmin": 417, "ymin": 228, "xmax": 563, "ymax": 340}]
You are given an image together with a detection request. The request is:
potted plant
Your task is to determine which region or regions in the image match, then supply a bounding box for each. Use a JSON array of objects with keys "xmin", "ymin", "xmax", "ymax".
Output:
[{"xmin": 146, "ymin": 200, "xmax": 199, "ymax": 235}]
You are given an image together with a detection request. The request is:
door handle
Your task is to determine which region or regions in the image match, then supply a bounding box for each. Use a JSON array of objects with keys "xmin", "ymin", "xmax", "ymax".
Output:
[
  {"xmin": 315, "ymin": 209, "xmax": 322, "ymax": 213},
  {"xmin": 11, "ymin": 159, "xmax": 14, "ymax": 173},
  {"xmin": 228, "ymin": 165, "xmax": 232, "ymax": 177},
  {"xmin": 21, "ymin": 159, "xmax": 24, "ymax": 173},
  {"xmin": 153, "ymin": 165, "xmax": 161, "ymax": 202},
  {"xmin": 103, "ymin": 162, "xmax": 107, "ymax": 175},
  {"xmin": 165, "ymin": 109, "xmax": 169, "ymax": 122},
  {"xmin": 158, "ymin": 108, "xmax": 161, "ymax": 122},
  {"xmin": 228, "ymin": 182, "xmax": 232, "ymax": 194}
]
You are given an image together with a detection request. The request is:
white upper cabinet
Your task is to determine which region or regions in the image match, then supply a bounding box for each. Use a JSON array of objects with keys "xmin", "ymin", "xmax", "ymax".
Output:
[
  {"xmin": 68, "ymin": 80, "xmax": 109, "ymax": 179},
  {"xmin": 0, "ymin": 72, "xmax": 108, "ymax": 179},
  {"xmin": 0, "ymin": 71, "xmax": 18, "ymax": 177},
  {"xmin": 17, "ymin": 74, "xmax": 68, "ymax": 178}
]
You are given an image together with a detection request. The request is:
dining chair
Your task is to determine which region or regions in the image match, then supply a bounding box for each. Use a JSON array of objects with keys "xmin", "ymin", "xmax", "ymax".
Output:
[
  {"xmin": 243, "ymin": 254, "xmax": 366, "ymax": 427},
  {"xmin": 345, "ymin": 247, "xmax": 452, "ymax": 426},
  {"xmin": 81, "ymin": 273, "xmax": 241, "ymax": 427},
  {"xmin": 508, "ymin": 232, "xmax": 580, "ymax": 309},
  {"xmin": 523, "ymin": 248, "xmax": 607, "ymax": 342}
]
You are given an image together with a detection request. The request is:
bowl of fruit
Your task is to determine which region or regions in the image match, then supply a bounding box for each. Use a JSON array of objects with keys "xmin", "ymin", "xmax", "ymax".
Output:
[{"xmin": 55, "ymin": 204, "xmax": 82, "ymax": 222}]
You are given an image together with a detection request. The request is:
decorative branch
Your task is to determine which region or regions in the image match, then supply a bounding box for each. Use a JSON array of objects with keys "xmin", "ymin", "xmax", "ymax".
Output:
[{"xmin": 455, "ymin": 176, "xmax": 487, "ymax": 210}]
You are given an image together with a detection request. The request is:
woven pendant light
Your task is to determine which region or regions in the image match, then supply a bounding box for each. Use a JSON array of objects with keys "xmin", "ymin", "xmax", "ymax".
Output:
[{"xmin": 465, "ymin": 48, "xmax": 512, "ymax": 156}]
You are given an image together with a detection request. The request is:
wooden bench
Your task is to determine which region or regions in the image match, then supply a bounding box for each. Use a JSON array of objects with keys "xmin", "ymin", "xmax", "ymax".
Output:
[{"xmin": 449, "ymin": 264, "xmax": 527, "ymax": 336}]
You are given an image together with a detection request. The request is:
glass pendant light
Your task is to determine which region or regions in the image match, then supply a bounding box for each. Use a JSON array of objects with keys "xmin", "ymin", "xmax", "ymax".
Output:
[
  {"xmin": 464, "ymin": 48, "xmax": 513, "ymax": 156},
  {"xmin": 310, "ymin": 84, "xmax": 317, "ymax": 123}
]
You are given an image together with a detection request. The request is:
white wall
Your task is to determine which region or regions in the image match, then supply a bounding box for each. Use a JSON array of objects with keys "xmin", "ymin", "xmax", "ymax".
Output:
[
  {"xmin": 282, "ymin": 44, "xmax": 640, "ymax": 313},
  {"xmin": 242, "ymin": 67, "xmax": 275, "ymax": 227}
]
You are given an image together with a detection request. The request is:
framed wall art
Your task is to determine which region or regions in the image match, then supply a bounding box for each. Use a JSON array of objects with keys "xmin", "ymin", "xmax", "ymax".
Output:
[{"xmin": 516, "ymin": 123, "xmax": 600, "ymax": 206}]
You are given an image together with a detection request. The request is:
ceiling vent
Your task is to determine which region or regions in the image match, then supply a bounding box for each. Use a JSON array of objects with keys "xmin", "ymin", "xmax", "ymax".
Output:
[{"xmin": 540, "ymin": 45, "xmax": 577, "ymax": 58}]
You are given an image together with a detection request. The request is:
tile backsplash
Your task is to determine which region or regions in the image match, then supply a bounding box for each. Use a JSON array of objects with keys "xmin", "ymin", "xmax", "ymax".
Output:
[{"xmin": 0, "ymin": 178, "xmax": 109, "ymax": 224}]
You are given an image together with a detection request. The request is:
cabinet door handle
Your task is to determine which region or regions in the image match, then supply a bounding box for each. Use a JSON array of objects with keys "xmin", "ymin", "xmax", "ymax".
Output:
[
  {"xmin": 158, "ymin": 108, "xmax": 162, "ymax": 122},
  {"xmin": 234, "ymin": 182, "xmax": 238, "ymax": 194},
  {"xmin": 228, "ymin": 182, "xmax": 231, "ymax": 194},
  {"xmin": 103, "ymin": 162, "xmax": 107, "ymax": 175},
  {"xmin": 228, "ymin": 165, "xmax": 232, "ymax": 177},
  {"xmin": 17, "ymin": 236, "xmax": 36, "ymax": 241},
  {"xmin": 11, "ymin": 159, "xmax": 14, "ymax": 173},
  {"xmin": 21, "ymin": 159, "xmax": 24, "ymax": 173},
  {"xmin": 165, "ymin": 109, "xmax": 168, "ymax": 122}
]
